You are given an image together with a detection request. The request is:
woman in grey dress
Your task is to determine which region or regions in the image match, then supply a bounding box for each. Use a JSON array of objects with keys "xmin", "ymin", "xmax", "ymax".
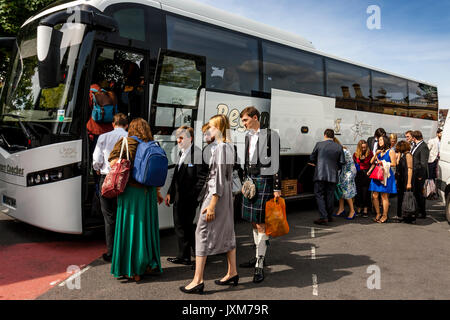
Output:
[{"xmin": 180, "ymin": 115, "xmax": 238, "ymax": 294}]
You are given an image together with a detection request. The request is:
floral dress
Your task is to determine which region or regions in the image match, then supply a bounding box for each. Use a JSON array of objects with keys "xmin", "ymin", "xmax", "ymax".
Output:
[{"xmin": 338, "ymin": 148, "xmax": 357, "ymax": 199}]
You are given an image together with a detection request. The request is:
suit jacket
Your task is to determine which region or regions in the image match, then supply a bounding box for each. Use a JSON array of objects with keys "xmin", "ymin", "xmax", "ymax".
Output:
[
  {"xmin": 168, "ymin": 145, "xmax": 207, "ymax": 205},
  {"xmin": 411, "ymin": 141, "xmax": 430, "ymax": 180},
  {"xmin": 310, "ymin": 140, "xmax": 345, "ymax": 183},
  {"xmin": 243, "ymin": 128, "xmax": 281, "ymax": 190},
  {"xmin": 367, "ymin": 136, "xmax": 377, "ymax": 154},
  {"xmin": 427, "ymin": 137, "xmax": 439, "ymax": 163}
]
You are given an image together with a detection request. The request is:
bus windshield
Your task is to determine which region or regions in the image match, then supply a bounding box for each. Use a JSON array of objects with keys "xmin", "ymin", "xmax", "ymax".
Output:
[{"xmin": 0, "ymin": 19, "xmax": 86, "ymax": 152}]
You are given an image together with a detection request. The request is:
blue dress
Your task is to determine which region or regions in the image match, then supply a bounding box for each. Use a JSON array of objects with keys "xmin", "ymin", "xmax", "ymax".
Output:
[{"xmin": 369, "ymin": 150, "xmax": 397, "ymax": 194}]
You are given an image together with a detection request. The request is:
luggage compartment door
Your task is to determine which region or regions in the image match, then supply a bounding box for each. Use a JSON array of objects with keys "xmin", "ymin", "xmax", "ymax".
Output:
[{"xmin": 270, "ymin": 89, "xmax": 335, "ymax": 155}]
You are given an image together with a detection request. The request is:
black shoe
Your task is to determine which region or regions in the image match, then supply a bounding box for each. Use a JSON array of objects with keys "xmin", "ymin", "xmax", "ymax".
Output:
[
  {"xmin": 215, "ymin": 274, "xmax": 239, "ymax": 286},
  {"xmin": 327, "ymin": 217, "xmax": 334, "ymax": 222},
  {"xmin": 179, "ymin": 283, "xmax": 204, "ymax": 294},
  {"xmin": 239, "ymin": 257, "xmax": 266, "ymax": 268},
  {"xmin": 314, "ymin": 219, "xmax": 328, "ymax": 226},
  {"xmin": 102, "ymin": 253, "xmax": 112, "ymax": 262},
  {"xmin": 253, "ymin": 268, "xmax": 264, "ymax": 283},
  {"xmin": 418, "ymin": 215, "xmax": 427, "ymax": 219},
  {"xmin": 167, "ymin": 257, "xmax": 192, "ymax": 265}
]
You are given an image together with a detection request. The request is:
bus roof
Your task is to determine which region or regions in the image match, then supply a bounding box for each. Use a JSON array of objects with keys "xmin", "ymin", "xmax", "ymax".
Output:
[{"xmin": 23, "ymin": 0, "xmax": 437, "ymax": 87}]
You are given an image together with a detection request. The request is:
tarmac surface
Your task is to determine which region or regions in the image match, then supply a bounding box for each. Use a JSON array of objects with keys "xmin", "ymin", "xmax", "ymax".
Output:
[{"xmin": 1, "ymin": 197, "xmax": 449, "ymax": 300}]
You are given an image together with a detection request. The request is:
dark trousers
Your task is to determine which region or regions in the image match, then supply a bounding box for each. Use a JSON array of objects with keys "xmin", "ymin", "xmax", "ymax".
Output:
[
  {"xmin": 173, "ymin": 200, "xmax": 197, "ymax": 260},
  {"xmin": 397, "ymin": 187, "xmax": 405, "ymax": 217},
  {"xmin": 428, "ymin": 159, "xmax": 438, "ymax": 180},
  {"xmin": 314, "ymin": 181, "xmax": 336, "ymax": 220},
  {"xmin": 99, "ymin": 175, "xmax": 118, "ymax": 256},
  {"xmin": 413, "ymin": 178, "xmax": 426, "ymax": 217},
  {"xmin": 355, "ymin": 170, "xmax": 371, "ymax": 209}
]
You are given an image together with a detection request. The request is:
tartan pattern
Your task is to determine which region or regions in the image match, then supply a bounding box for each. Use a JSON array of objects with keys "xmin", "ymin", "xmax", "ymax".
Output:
[{"xmin": 241, "ymin": 176, "xmax": 274, "ymax": 223}]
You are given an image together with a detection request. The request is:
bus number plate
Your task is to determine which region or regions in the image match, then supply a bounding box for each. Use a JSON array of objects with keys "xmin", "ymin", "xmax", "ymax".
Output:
[{"xmin": 2, "ymin": 195, "xmax": 16, "ymax": 208}]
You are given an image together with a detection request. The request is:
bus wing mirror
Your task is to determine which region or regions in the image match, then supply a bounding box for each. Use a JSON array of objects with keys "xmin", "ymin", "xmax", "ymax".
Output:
[{"xmin": 37, "ymin": 26, "xmax": 63, "ymax": 89}]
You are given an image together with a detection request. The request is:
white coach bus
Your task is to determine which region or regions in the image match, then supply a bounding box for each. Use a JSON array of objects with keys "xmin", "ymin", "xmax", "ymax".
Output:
[{"xmin": 0, "ymin": 0, "xmax": 438, "ymax": 234}]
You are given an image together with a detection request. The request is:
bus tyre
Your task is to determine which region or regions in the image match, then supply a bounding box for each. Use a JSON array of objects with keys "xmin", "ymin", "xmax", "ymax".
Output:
[{"xmin": 446, "ymin": 193, "xmax": 450, "ymax": 224}]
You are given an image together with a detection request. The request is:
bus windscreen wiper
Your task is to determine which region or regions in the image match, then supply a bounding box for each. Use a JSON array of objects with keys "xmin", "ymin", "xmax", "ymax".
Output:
[{"xmin": 0, "ymin": 113, "xmax": 35, "ymax": 143}]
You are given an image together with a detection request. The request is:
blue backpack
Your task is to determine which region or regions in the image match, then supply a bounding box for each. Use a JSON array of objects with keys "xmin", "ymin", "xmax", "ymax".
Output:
[
  {"xmin": 130, "ymin": 136, "xmax": 168, "ymax": 187},
  {"xmin": 90, "ymin": 88, "xmax": 118, "ymax": 123}
]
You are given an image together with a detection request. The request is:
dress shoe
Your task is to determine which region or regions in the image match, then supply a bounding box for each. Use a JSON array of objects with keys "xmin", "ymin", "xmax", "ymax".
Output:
[
  {"xmin": 253, "ymin": 268, "xmax": 264, "ymax": 283},
  {"xmin": 314, "ymin": 218, "xmax": 328, "ymax": 226},
  {"xmin": 167, "ymin": 257, "xmax": 192, "ymax": 265},
  {"xmin": 102, "ymin": 253, "xmax": 112, "ymax": 262},
  {"xmin": 179, "ymin": 283, "xmax": 204, "ymax": 294},
  {"xmin": 333, "ymin": 210, "xmax": 346, "ymax": 217},
  {"xmin": 215, "ymin": 274, "xmax": 239, "ymax": 286},
  {"xmin": 239, "ymin": 257, "xmax": 266, "ymax": 268}
]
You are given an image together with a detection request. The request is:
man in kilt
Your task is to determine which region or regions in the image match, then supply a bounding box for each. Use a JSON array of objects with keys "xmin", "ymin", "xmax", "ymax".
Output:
[{"xmin": 239, "ymin": 106, "xmax": 281, "ymax": 283}]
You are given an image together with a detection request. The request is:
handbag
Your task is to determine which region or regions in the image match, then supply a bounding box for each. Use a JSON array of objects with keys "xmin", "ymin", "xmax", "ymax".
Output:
[
  {"xmin": 265, "ymin": 197, "xmax": 289, "ymax": 237},
  {"xmin": 369, "ymin": 162, "xmax": 384, "ymax": 181},
  {"xmin": 401, "ymin": 191, "xmax": 417, "ymax": 221},
  {"xmin": 232, "ymin": 170, "xmax": 243, "ymax": 195},
  {"xmin": 242, "ymin": 176, "xmax": 256, "ymax": 199},
  {"xmin": 101, "ymin": 137, "xmax": 131, "ymax": 198},
  {"xmin": 334, "ymin": 183, "xmax": 343, "ymax": 200}
]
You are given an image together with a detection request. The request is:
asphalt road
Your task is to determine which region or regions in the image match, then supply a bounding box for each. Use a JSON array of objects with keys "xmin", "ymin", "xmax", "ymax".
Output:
[{"xmin": 15, "ymin": 197, "xmax": 447, "ymax": 301}]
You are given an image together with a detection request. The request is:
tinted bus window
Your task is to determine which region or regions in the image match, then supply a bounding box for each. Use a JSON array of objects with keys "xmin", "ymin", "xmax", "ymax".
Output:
[
  {"xmin": 372, "ymin": 71, "xmax": 408, "ymax": 116},
  {"xmin": 263, "ymin": 42, "xmax": 324, "ymax": 96},
  {"xmin": 408, "ymin": 81, "xmax": 438, "ymax": 120},
  {"xmin": 326, "ymin": 59, "xmax": 371, "ymax": 111},
  {"xmin": 112, "ymin": 7, "xmax": 146, "ymax": 42},
  {"xmin": 166, "ymin": 15, "xmax": 259, "ymax": 95}
]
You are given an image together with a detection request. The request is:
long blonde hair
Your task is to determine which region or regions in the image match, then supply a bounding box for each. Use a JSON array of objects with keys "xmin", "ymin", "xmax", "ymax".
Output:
[
  {"xmin": 355, "ymin": 140, "xmax": 370, "ymax": 158},
  {"xmin": 208, "ymin": 114, "xmax": 231, "ymax": 142}
]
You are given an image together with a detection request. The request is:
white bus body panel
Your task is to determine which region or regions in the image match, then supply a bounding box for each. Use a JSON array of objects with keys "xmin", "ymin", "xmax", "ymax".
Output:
[
  {"xmin": 438, "ymin": 113, "xmax": 450, "ymax": 201},
  {"xmin": 0, "ymin": 140, "xmax": 83, "ymax": 234}
]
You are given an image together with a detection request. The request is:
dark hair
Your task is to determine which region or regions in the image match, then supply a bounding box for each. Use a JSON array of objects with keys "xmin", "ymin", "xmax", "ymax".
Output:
[
  {"xmin": 176, "ymin": 126, "xmax": 194, "ymax": 140},
  {"xmin": 113, "ymin": 113, "xmax": 128, "ymax": 127},
  {"xmin": 437, "ymin": 128, "xmax": 443, "ymax": 134},
  {"xmin": 324, "ymin": 129, "xmax": 335, "ymax": 139},
  {"xmin": 377, "ymin": 135, "xmax": 390, "ymax": 151},
  {"xmin": 374, "ymin": 128, "xmax": 386, "ymax": 138},
  {"xmin": 395, "ymin": 140, "xmax": 411, "ymax": 154},
  {"xmin": 412, "ymin": 130, "xmax": 423, "ymax": 140},
  {"xmin": 405, "ymin": 130, "xmax": 413, "ymax": 136},
  {"xmin": 240, "ymin": 106, "xmax": 260, "ymax": 121}
]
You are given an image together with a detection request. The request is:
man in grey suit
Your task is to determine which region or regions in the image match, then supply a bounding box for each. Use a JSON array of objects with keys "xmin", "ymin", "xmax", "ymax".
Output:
[{"xmin": 309, "ymin": 129, "xmax": 345, "ymax": 225}]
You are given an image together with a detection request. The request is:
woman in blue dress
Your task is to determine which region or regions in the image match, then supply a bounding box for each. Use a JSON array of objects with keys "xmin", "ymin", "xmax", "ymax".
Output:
[{"xmin": 369, "ymin": 135, "xmax": 397, "ymax": 223}]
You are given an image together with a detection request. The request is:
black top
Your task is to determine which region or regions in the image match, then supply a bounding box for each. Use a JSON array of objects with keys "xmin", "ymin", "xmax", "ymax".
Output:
[{"xmin": 397, "ymin": 152, "xmax": 413, "ymax": 190}]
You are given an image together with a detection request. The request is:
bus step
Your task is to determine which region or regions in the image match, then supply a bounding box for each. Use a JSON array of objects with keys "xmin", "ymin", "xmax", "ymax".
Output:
[{"xmin": 284, "ymin": 192, "xmax": 315, "ymax": 202}]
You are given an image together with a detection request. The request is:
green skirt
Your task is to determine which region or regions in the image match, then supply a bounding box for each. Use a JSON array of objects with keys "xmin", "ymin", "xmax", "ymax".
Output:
[{"xmin": 111, "ymin": 185, "xmax": 162, "ymax": 278}]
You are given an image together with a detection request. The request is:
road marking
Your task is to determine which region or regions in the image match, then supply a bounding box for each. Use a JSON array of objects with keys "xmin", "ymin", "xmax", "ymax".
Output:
[
  {"xmin": 429, "ymin": 216, "xmax": 440, "ymax": 223},
  {"xmin": 295, "ymin": 226, "xmax": 333, "ymax": 231},
  {"xmin": 312, "ymin": 274, "xmax": 318, "ymax": 296},
  {"xmin": 311, "ymin": 246, "xmax": 316, "ymax": 260},
  {"xmin": 58, "ymin": 266, "xmax": 91, "ymax": 287},
  {"xmin": 311, "ymin": 228, "xmax": 315, "ymax": 238},
  {"xmin": 50, "ymin": 280, "xmax": 60, "ymax": 286}
]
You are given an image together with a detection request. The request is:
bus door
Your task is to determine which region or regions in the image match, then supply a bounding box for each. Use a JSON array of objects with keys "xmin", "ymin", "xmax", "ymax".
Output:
[
  {"xmin": 149, "ymin": 49, "xmax": 206, "ymax": 199},
  {"xmin": 0, "ymin": 38, "xmax": 16, "ymax": 99}
]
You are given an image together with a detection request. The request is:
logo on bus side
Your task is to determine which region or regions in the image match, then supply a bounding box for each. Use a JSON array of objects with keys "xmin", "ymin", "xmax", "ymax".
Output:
[
  {"xmin": 60, "ymin": 146, "xmax": 77, "ymax": 158},
  {"xmin": 0, "ymin": 163, "xmax": 24, "ymax": 177}
]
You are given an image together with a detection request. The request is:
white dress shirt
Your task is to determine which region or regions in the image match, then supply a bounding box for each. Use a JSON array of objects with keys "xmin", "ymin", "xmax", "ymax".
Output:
[
  {"xmin": 372, "ymin": 139, "xmax": 378, "ymax": 155},
  {"xmin": 178, "ymin": 143, "xmax": 192, "ymax": 168},
  {"xmin": 248, "ymin": 128, "xmax": 260, "ymax": 161},
  {"xmin": 93, "ymin": 127, "xmax": 128, "ymax": 175}
]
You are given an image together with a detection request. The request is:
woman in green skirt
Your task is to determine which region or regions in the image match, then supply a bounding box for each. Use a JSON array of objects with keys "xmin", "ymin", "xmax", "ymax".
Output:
[{"xmin": 108, "ymin": 118, "xmax": 164, "ymax": 282}]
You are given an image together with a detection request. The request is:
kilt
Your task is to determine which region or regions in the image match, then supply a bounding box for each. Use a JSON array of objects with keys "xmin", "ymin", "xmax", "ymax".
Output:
[{"xmin": 241, "ymin": 176, "xmax": 274, "ymax": 224}]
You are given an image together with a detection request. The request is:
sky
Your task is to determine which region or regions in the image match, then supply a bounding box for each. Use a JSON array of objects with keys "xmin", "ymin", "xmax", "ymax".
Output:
[{"xmin": 195, "ymin": 0, "xmax": 450, "ymax": 108}]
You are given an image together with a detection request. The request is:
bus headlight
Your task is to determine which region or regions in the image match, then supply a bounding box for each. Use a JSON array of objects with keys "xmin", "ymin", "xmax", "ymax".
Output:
[{"xmin": 26, "ymin": 163, "xmax": 81, "ymax": 187}]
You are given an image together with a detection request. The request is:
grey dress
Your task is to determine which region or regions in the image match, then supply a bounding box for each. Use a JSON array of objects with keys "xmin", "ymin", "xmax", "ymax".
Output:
[{"xmin": 196, "ymin": 142, "xmax": 236, "ymax": 257}]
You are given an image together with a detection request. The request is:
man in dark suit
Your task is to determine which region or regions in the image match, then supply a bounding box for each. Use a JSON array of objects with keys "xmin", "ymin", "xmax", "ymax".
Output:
[
  {"xmin": 309, "ymin": 129, "xmax": 345, "ymax": 225},
  {"xmin": 367, "ymin": 128, "xmax": 386, "ymax": 155},
  {"xmin": 411, "ymin": 130, "xmax": 430, "ymax": 219},
  {"xmin": 165, "ymin": 126, "xmax": 207, "ymax": 265}
]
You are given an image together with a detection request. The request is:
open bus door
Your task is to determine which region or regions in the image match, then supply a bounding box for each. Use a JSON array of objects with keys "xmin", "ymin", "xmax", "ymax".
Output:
[
  {"xmin": 149, "ymin": 49, "xmax": 206, "ymax": 229},
  {"xmin": 0, "ymin": 38, "xmax": 16, "ymax": 97},
  {"xmin": 269, "ymin": 89, "xmax": 335, "ymax": 198}
]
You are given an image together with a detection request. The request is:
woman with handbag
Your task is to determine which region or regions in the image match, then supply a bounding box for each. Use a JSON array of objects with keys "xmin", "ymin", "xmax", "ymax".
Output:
[
  {"xmin": 353, "ymin": 140, "xmax": 373, "ymax": 217},
  {"xmin": 333, "ymin": 138, "xmax": 357, "ymax": 220},
  {"xmin": 108, "ymin": 118, "xmax": 164, "ymax": 282},
  {"xmin": 395, "ymin": 141, "xmax": 414, "ymax": 222},
  {"xmin": 180, "ymin": 115, "xmax": 237, "ymax": 294},
  {"xmin": 368, "ymin": 135, "xmax": 397, "ymax": 223}
]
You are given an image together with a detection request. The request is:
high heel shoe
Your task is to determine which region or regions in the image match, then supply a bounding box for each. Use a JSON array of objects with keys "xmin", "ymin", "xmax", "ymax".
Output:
[
  {"xmin": 346, "ymin": 212, "xmax": 357, "ymax": 220},
  {"xmin": 179, "ymin": 283, "xmax": 204, "ymax": 294},
  {"xmin": 377, "ymin": 216, "xmax": 388, "ymax": 223},
  {"xmin": 333, "ymin": 210, "xmax": 346, "ymax": 217},
  {"xmin": 215, "ymin": 274, "xmax": 239, "ymax": 286},
  {"xmin": 373, "ymin": 215, "xmax": 381, "ymax": 222}
]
